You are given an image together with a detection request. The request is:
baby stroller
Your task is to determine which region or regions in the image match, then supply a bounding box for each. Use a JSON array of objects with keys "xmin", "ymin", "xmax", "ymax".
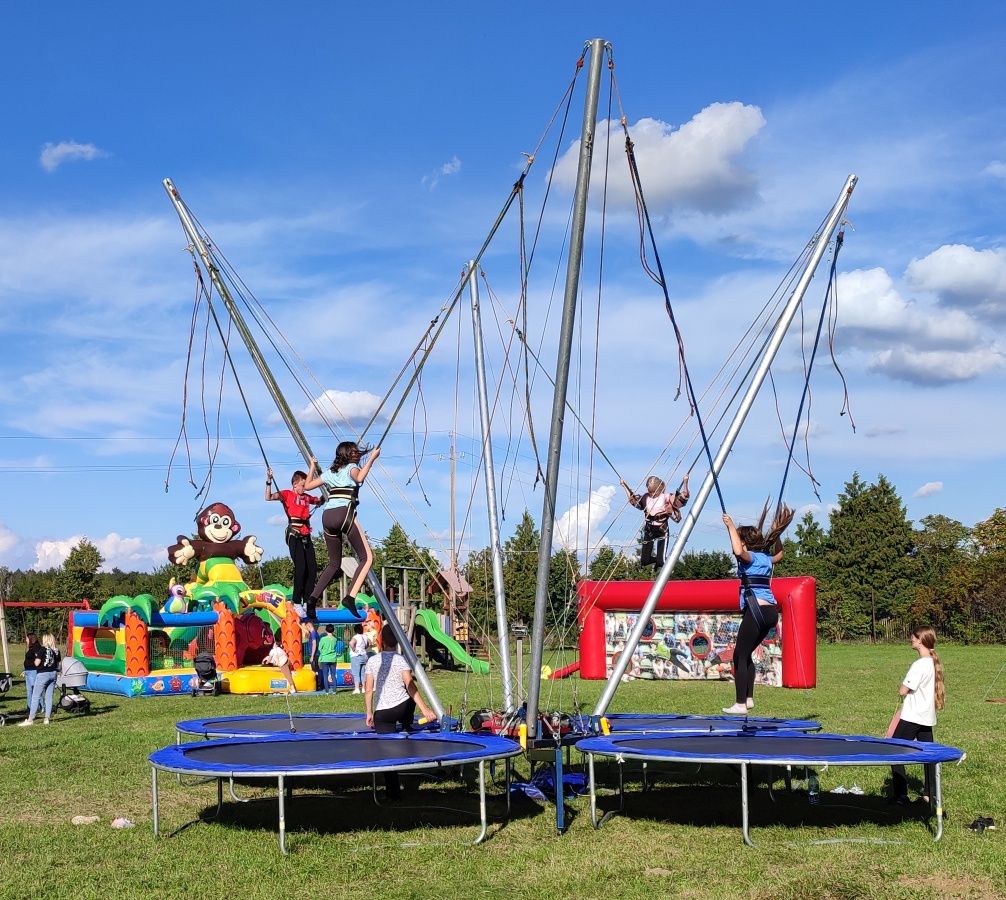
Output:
[
  {"xmin": 57, "ymin": 657, "xmax": 91, "ymax": 715},
  {"xmin": 191, "ymin": 650, "xmax": 220, "ymax": 696},
  {"xmin": 0, "ymin": 672, "xmax": 12, "ymax": 726}
]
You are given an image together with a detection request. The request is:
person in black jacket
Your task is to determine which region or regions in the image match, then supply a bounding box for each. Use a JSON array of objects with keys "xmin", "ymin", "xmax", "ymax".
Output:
[
  {"xmin": 19, "ymin": 634, "xmax": 61, "ymax": 726},
  {"xmin": 22, "ymin": 632, "xmax": 41, "ymax": 713}
]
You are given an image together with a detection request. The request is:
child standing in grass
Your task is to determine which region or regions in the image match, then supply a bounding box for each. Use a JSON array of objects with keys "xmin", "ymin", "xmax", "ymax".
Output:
[
  {"xmin": 318, "ymin": 625, "xmax": 340, "ymax": 694},
  {"xmin": 890, "ymin": 625, "xmax": 945, "ymax": 805}
]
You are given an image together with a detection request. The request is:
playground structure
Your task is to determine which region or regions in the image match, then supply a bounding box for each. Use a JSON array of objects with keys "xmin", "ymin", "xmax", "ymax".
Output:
[{"xmin": 575, "ymin": 577, "xmax": 817, "ymax": 688}]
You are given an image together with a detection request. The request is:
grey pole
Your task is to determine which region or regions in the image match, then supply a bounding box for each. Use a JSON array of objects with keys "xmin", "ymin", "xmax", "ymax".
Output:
[
  {"xmin": 592, "ymin": 174, "xmax": 858, "ymax": 717},
  {"xmin": 163, "ymin": 179, "xmax": 445, "ymax": 720},
  {"xmin": 524, "ymin": 38, "xmax": 608, "ymax": 735},
  {"xmin": 468, "ymin": 262, "xmax": 515, "ymax": 712}
]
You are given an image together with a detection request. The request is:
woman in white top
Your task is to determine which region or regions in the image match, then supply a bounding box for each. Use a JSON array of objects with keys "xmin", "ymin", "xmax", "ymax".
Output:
[
  {"xmin": 303, "ymin": 442, "xmax": 380, "ymax": 617},
  {"xmin": 365, "ymin": 625, "xmax": 436, "ymax": 797},
  {"xmin": 891, "ymin": 625, "xmax": 945, "ymax": 805},
  {"xmin": 348, "ymin": 623, "xmax": 369, "ymax": 694}
]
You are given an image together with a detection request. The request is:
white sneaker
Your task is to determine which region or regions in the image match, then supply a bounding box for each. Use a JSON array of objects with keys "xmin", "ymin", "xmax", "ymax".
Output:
[
  {"xmin": 43, "ymin": 718, "xmax": 50, "ymax": 725},
  {"xmin": 722, "ymin": 703, "xmax": 748, "ymax": 715},
  {"xmin": 849, "ymin": 784, "xmax": 864, "ymax": 796},
  {"xmin": 17, "ymin": 719, "xmax": 33, "ymax": 727},
  {"xmin": 830, "ymin": 785, "xmax": 848, "ymax": 794},
  {"xmin": 745, "ymin": 699, "xmax": 754, "ymax": 710},
  {"xmin": 289, "ymin": 687, "xmax": 297, "ymax": 694}
]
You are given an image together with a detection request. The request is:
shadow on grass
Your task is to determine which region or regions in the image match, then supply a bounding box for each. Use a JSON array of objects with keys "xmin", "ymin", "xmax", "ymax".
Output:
[
  {"xmin": 585, "ymin": 763, "xmax": 941, "ymax": 840},
  {"xmin": 164, "ymin": 771, "xmax": 545, "ymax": 848}
]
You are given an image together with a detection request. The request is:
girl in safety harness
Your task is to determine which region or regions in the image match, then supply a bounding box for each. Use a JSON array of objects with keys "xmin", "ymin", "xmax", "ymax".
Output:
[
  {"xmin": 266, "ymin": 465, "xmax": 323, "ymax": 618},
  {"xmin": 620, "ymin": 473, "xmax": 690, "ymax": 569},
  {"xmin": 304, "ymin": 442, "xmax": 381, "ymax": 617},
  {"xmin": 721, "ymin": 503, "xmax": 794, "ymax": 714}
]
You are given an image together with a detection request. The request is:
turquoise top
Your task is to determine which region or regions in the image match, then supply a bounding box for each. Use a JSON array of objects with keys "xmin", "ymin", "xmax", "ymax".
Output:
[
  {"xmin": 738, "ymin": 551, "xmax": 775, "ymax": 608},
  {"xmin": 322, "ymin": 466, "xmax": 359, "ymax": 510}
]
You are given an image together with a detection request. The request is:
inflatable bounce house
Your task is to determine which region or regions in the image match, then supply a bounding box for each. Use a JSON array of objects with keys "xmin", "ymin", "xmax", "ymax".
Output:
[
  {"xmin": 70, "ymin": 501, "xmax": 380, "ymax": 696},
  {"xmin": 572, "ymin": 577, "xmax": 817, "ymax": 688}
]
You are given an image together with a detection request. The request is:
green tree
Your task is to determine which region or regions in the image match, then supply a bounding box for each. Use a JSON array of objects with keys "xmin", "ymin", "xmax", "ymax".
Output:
[
  {"xmin": 825, "ymin": 473, "xmax": 914, "ymax": 638},
  {"xmin": 260, "ymin": 555, "xmax": 294, "ymax": 588},
  {"xmin": 547, "ymin": 548, "xmax": 581, "ymax": 641},
  {"xmin": 502, "ymin": 511, "xmax": 540, "ymax": 625},
  {"xmin": 372, "ymin": 523, "xmax": 438, "ymax": 602},
  {"xmin": 672, "ymin": 550, "xmax": 736, "ymax": 580},
  {"xmin": 587, "ymin": 546, "xmax": 642, "ymax": 581},
  {"xmin": 55, "ymin": 539, "xmax": 103, "ymax": 605}
]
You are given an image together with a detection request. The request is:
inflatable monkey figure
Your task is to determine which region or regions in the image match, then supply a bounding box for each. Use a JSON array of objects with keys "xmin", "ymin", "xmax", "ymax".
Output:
[{"xmin": 167, "ymin": 502, "xmax": 264, "ymax": 585}]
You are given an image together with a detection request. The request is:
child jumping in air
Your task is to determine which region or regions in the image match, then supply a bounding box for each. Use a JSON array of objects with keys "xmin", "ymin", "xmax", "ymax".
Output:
[
  {"xmin": 890, "ymin": 625, "xmax": 946, "ymax": 806},
  {"xmin": 266, "ymin": 464, "xmax": 322, "ymax": 617},
  {"xmin": 620, "ymin": 473, "xmax": 690, "ymax": 569},
  {"xmin": 304, "ymin": 442, "xmax": 381, "ymax": 617},
  {"xmin": 721, "ymin": 503, "xmax": 794, "ymax": 714}
]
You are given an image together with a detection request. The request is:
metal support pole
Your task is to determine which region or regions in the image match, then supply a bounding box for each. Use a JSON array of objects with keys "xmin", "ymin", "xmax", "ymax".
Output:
[
  {"xmin": 278, "ymin": 774, "xmax": 287, "ymax": 854},
  {"xmin": 151, "ymin": 767, "xmax": 159, "ymax": 837},
  {"xmin": 467, "ymin": 261, "xmax": 514, "ymax": 712},
  {"xmin": 741, "ymin": 763, "xmax": 754, "ymax": 847},
  {"xmin": 593, "ymin": 174, "xmax": 858, "ymax": 717},
  {"xmin": 163, "ymin": 179, "xmax": 444, "ymax": 721},
  {"xmin": 526, "ymin": 37, "xmax": 608, "ymax": 734},
  {"xmin": 473, "ymin": 760, "xmax": 489, "ymax": 845}
]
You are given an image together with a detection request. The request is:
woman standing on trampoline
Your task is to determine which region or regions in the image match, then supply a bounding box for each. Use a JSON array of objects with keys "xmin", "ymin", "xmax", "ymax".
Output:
[
  {"xmin": 890, "ymin": 626, "xmax": 945, "ymax": 805},
  {"xmin": 303, "ymin": 442, "xmax": 380, "ymax": 617},
  {"xmin": 721, "ymin": 504, "xmax": 794, "ymax": 715}
]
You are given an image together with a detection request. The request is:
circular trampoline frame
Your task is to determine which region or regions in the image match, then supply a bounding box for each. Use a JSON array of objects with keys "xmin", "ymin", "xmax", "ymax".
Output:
[
  {"xmin": 150, "ymin": 732, "xmax": 523, "ymax": 853},
  {"xmin": 587, "ymin": 713, "xmax": 822, "ymax": 734},
  {"xmin": 576, "ymin": 731, "xmax": 964, "ymax": 845}
]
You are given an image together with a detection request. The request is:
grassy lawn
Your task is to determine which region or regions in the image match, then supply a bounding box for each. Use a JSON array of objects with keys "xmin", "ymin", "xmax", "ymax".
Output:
[{"xmin": 1, "ymin": 642, "xmax": 1003, "ymax": 900}]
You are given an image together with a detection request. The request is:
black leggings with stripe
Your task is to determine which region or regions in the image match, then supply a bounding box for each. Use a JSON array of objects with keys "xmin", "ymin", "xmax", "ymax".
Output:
[
  {"xmin": 733, "ymin": 603, "xmax": 779, "ymax": 704},
  {"xmin": 310, "ymin": 506, "xmax": 367, "ymax": 603}
]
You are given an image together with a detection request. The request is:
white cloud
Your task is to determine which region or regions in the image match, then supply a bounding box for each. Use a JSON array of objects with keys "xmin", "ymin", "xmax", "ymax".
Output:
[
  {"xmin": 421, "ymin": 155, "xmax": 462, "ymax": 190},
  {"xmin": 0, "ymin": 522, "xmax": 18, "ymax": 555},
  {"xmin": 914, "ymin": 481, "xmax": 943, "ymax": 498},
  {"xmin": 906, "ymin": 244, "xmax": 1006, "ymax": 321},
  {"xmin": 869, "ymin": 346, "xmax": 1003, "ymax": 384},
  {"xmin": 39, "ymin": 141, "xmax": 108, "ymax": 172},
  {"xmin": 553, "ymin": 484, "xmax": 616, "ymax": 555},
  {"xmin": 835, "ymin": 267, "xmax": 1003, "ymax": 384},
  {"xmin": 32, "ymin": 533, "xmax": 163, "ymax": 572},
  {"xmin": 297, "ymin": 389, "xmax": 384, "ymax": 426},
  {"xmin": 982, "ymin": 161, "xmax": 1006, "ymax": 180},
  {"xmin": 553, "ymin": 104, "xmax": 765, "ymax": 214}
]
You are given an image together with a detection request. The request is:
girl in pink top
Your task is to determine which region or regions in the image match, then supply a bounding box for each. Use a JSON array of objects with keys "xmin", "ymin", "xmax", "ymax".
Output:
[{"xmin": 620, "ymin": 474, "xmax": 690, "ymax": 568}]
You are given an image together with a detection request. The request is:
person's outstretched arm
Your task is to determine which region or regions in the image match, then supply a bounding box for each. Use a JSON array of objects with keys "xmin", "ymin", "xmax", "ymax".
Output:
[
  {"xmin": 302, "ymin": 458, "xmax": 324, "ymax": 491},
  {"xmin": 265, "ymin": 468, "xmax": 281, "ymax": 501},
  {"xmin": 352, "ymin": 446, "xmax": 381, "ymax": 484},
  {"xmin": 722, "ymin": 513, "xmax": 751, "ymax": 562}
]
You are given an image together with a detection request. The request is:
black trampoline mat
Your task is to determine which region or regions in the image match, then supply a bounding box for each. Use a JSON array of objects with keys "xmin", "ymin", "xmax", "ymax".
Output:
[
  {"xmin": 617, "ymin": 734, "xmax": 929, "ymax": 758},
  {"xmin": 185, "ymin": 737, "xmax": 490, "ymax": 767},
  {"xmin": 199, "ymin": 715, "xmax": 367, "ymax": 734}
]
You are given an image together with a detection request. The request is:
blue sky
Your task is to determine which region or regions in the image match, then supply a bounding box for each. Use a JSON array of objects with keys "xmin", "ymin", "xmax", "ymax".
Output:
[{"xmin": 1, "ymin": 3, "xmax": 1005, "ymax": 574}]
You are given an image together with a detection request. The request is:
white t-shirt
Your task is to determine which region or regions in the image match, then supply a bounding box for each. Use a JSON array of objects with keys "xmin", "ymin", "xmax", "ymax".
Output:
[
  {"xmin": 264, "ymin": 645, "xmax": 289, "ymax": 668},
  {"xmin": 365, "ymin": 651, "xmax": 411, "ymax": 711},
  {"xmin": 901, "ymin": 656, "xmax": 937, "ymax": 727},
  {"xmin": 350, "ymin": 634, "xmax": 369, "ymax": 657}
]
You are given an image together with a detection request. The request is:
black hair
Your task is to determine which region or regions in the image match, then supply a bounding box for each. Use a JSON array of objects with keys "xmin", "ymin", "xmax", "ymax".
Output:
[
  {"xmin": 325, "ymin": 624, "xmax": 334, "ymax": 634},
  {"xmin": 353, "ymin": 624, "xmax": 363, "ymax": 634},
  {"xmin": 331, "ymin": 441, "xmax": 359, "ymax": 473},
  {"xmin": 381, "ymin": 624, "xmax": 399, "ymax": 652}
]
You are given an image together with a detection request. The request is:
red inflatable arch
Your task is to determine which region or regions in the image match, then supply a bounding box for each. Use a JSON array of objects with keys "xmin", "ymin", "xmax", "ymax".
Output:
[{"xmin": 577, "ymin": 577, "xmax": 816, "ymax": 688}]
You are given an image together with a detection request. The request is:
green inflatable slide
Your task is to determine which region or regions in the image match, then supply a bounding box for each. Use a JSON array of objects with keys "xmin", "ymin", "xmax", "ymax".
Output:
[{"xmin": 414, "ymin": 608, "xmax": 488, "ymax": 675}]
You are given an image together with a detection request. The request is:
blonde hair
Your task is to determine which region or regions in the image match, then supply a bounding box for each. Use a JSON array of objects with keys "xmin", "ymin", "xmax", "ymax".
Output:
[
  {"xmin": 645, "ymin": 476, "xmax": 666, "ymax": 495},
  {"xmin": 42, "ymin": 634, "xmax": 58, "ymax": 651},
  {"xmin": 914, "ymin": 626, "xmax": 946, "ymax": 711}
]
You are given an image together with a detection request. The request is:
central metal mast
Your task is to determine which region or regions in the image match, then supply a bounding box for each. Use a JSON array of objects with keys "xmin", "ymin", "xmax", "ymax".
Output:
[
  {"xmin": 593, "ymin": 174, "xmax": 858, "ymax": 717},
  {"xmin": 524, "ymin": 38, "xmax": 607, "ymax": 735},
  {"xmin": 163, "ymin": 178, "xmax": 445, "ymax": 719},
  {"xmin": 467, "ymin": 261, "xmax": 515, "ymax": 712}
]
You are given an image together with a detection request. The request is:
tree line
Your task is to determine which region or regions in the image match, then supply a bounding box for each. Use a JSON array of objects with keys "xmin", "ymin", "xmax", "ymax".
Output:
[{"xmin": 3, "ymin": 471, "xmax": 1003, "ymax": 644}]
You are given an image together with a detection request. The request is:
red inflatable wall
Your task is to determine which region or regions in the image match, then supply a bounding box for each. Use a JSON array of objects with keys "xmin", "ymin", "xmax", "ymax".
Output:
[{"xmin": 577, "ymin": 578, "xmax": 816, "ymax": 688}]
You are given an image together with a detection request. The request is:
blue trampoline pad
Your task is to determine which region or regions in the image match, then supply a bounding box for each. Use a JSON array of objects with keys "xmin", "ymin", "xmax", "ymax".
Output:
[
  {"xmin": 576, "ymin": 731, "xmax": 964, "ymax": 766},
  {"xmin": 176, "ymin": 713, "xmax": 455, "ymax": 739},
  {"xmin": 151, "ymin": 732, "xmax": 523, "ymax": 777},
  {"xmin": 573, "ymin": 713, "xmax": 821, "ymax": 734}
]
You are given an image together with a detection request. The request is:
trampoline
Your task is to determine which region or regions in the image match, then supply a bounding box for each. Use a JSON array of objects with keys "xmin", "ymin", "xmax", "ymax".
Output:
[
  {"xmin": 577, "ymin": 731, "xmax": 964, "ymax": 845},
  {"xmin": 576, "ymin": 713, "xmax": 821, "ymax": 734},
  {"xmin": 150, "ymin": 731, "xmax": 523, "ymax": 852},
  {"xmin": 175, "ymin": 713, "xmax": 453, "ymax": 741}
]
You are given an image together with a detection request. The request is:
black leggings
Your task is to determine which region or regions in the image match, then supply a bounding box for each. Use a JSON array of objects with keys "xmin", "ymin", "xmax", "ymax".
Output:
[
  {"xmin": 310, "ymin": 507, "xmax": 368, "ymax": 603},
  {"xmin": 374, "ymin": 697, "xmax": 417, "ymax": 797},
  {"xmin": 891, "ymin": 719, "xmax": 935, "ymax": 800},
  {"xmin": 733, "ymin": 603, "xmax": 779, "ymax": 704},
  {"xmin": 287, "ymin": 533, "xmax": 317, "ymax": 609}
]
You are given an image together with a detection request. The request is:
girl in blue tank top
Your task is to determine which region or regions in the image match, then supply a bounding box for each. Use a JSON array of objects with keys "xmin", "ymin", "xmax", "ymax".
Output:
[{"xmin": 721, "ymin": 503, "xmax": 795, "ymax": 715}]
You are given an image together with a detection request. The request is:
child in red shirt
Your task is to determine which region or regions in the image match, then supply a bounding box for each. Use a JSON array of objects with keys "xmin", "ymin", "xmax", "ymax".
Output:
[{"xmin": 266, "ymin": 464, "xmax": 323, "ymax": 617}]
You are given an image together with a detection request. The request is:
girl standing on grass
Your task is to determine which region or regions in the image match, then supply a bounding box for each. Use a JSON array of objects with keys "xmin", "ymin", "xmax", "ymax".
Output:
[
  {"xmin": 19, "ymin": 634, "xmax": 60, "ymax": 726},
  {"xmin": 890, "ymin": 625, "xmax": 945, "ymax": 805},
  {"xmin": 721, "ymin": 503, "xmax": 794, "ymax": 714}
]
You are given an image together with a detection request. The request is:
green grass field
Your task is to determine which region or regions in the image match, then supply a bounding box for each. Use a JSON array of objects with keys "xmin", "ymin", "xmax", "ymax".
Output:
[{"xmin": 1, "ymin": 643, "xmax": 1003, "ymax": 900}]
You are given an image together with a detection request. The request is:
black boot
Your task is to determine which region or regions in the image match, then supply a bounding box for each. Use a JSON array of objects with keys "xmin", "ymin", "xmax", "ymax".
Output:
[{"xmin": 341, "ymin": 594, "xmax": 359, "ymax": 616}]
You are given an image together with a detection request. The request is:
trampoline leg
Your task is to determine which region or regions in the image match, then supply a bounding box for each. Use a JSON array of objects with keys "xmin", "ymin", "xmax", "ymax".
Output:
[
  {"xmin": 554, "ymin": 746, "xmax": 565, "ymax": 834},
  {"xmin": 371, "ymin": 773, "xmax": 380, "ymax": 806},
  {"xmin": 472, "ymin": 760, "xmax": 488, "ymax": 845},
  {"xmin": 278, "ymin": 774, "xmax": 287, "ymax": 855},
  {"xmin": 933, "ymin": 764, "xmax": 944, "ymax": 843},
  {"xmin": 741, "ymin": 763, "xmax": 755, "ymax": 848},
  {"xmin": 210, "ymin": 779, "xmax": 223, "ymax": 820},
  {"xmin": 589, "ymin": 754, "xmax": 598, "ymax": 828},
  {"xmin": 229, "ymin": 776, "xmax": 251, "ymax": 804},
  {"xmin": 152, "ymin": 767, "xmax": 159, "ymax": 838},
  {"xmin": 642, "ymin": 761, "xmax": 649, "ymax": 792},
  {"xmin": 505, "ymin": 758, "xmax": 512, "ymax": 819}
]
